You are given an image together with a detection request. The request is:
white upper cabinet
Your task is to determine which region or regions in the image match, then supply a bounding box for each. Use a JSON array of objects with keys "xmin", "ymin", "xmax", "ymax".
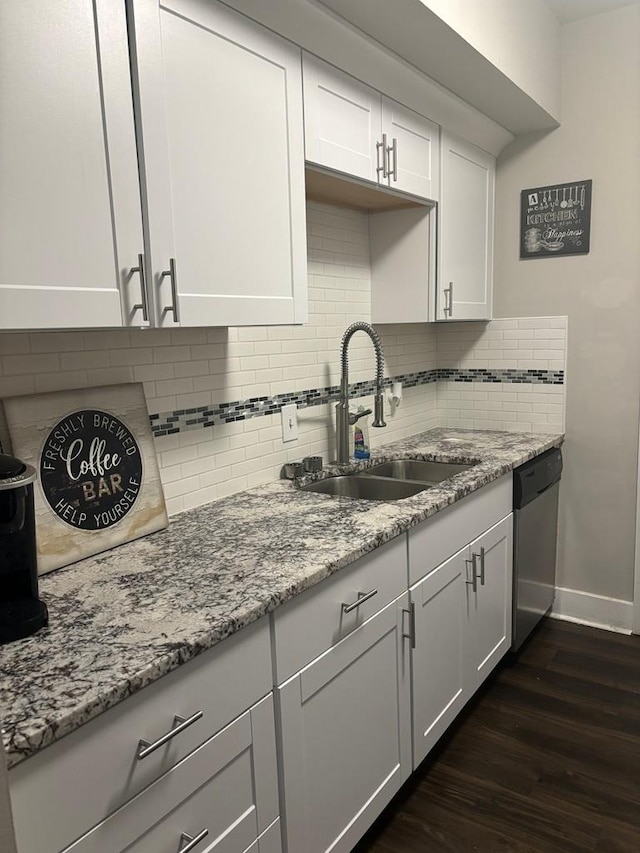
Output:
[
  {"xmin": 303, "ymin": 55, "xmax": 382, "ymax": 183},
  {"xmin": 0, "ymin": 0, "xmax": 146, "ymax": 330},
  {"xmin": 437, "ymin": 132, "xmax": 495, "ymax": 321},
  {"xmin": 129, "ymin": 0, "xmax": 307, "ymax": 327},
  {"xmin": 381, "ymin": 98, "xmax": 439, "ymax": 200},
  {"xmin": 303, "ymin": 55, "xmax": 438, "ymax": 201}
]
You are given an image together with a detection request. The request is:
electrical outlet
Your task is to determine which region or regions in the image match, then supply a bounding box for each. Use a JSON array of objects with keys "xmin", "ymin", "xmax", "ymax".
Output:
[{"xmin": 281, "ymin": 403, "xmax": 299, "ymax": 443}]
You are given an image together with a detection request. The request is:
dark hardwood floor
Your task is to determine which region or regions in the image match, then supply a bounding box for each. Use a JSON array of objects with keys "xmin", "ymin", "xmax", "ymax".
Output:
[{"xmin": 354, "ymin": 618, "xmax": 640, "ymax": 853}]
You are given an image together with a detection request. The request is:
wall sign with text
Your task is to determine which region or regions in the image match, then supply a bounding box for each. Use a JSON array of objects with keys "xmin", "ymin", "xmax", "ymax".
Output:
[
  {"xmin": 1, "ymin": 383, "xmax": 168, "ymax": 575},
  {"xmin": 520, "ymin": 179, "xmax": 592, "ymax": 259},
  {"xmin": 40, "ymin": 409, "xmax": 143, "ymax": 532}
]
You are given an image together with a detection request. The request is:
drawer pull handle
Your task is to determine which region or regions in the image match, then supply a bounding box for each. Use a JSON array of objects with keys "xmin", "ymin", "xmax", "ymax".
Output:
[
  {"xmin": 178, "ymin": 828, "xmax": 209, "ymax": 853},
  {"xmin": 136, "ymin": 711, "xmax": 203, "ymax": 760},
  {"xmin": 342, "ymin": 588, "xmax": 378, "ymax": 614}
]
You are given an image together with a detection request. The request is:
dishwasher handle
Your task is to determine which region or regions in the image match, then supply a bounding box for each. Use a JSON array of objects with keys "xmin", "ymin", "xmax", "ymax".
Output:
[{"xmin": 514, "ymin": 447, "xmax": 562, "ymax": 509}]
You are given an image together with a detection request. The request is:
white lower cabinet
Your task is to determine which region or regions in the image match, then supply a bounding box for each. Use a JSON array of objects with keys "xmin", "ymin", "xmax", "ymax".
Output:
[
  {"xmin": 466, "ymin": 516, "xmax": 513, "ymax": 690},
  {"xmin": 278, "ymin": 593, "xmax": 411, "ymax": 853},
  {"xmin": 9, "ymin": 480, "xmax": 516, "ymax": 853},
  {"xmin": 410, "ymin": 546, "xmax": 468, "ymax": 768},
  {"xmin": 9, "ymin": 618, "xmax": 279, "ymax": 853},
  {"xmin": 276, "ymin": 592, "xmax": 411, "ymax": 853},
  {"xmin": 410, "ymin": 512, "xmax": 513, "ymax": 769},
  {"xmin": 64, "ymin": 695, "xmax": 279, "ymax": 853}
]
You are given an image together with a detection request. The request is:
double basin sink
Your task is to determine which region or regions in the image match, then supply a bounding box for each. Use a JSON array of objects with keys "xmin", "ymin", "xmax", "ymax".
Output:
[{"xmin": 301, "ymin": 459, "xmax": 474, "ymax": 501}]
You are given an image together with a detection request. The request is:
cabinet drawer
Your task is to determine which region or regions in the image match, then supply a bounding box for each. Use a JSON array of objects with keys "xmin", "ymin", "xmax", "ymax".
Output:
[
  {"xmin": 408, "ymin": 474, "xmax": 512, "ymax": 585},
  {"xmin": 62, "ymin": 694, "xmax": 278, "ymax": 853},
  {"xmin": 273, "ymin": 534, "xmax": 407, "ymax": 684},
  {"xmin": 10, "ymin": 618, "xmax": 272, "ymax": 853}
]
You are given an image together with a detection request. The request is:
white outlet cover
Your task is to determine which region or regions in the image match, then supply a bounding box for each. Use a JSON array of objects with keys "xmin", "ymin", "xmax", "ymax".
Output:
[{"xmin": 281, "ymin": 403, "xmax": 299, "ymax": 442}]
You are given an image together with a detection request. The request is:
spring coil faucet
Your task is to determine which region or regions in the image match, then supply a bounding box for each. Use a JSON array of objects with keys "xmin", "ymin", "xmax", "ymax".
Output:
[{"xmin": 336, "ymin": 322, "xmax": 386, "ymax": 464}]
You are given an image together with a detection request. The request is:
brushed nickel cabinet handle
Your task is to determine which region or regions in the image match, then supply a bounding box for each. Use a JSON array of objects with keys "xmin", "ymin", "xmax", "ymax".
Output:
[
  {"xmin": 386, "ymin": 137, "xmax": 398, "ymax": 181},
  {"xmin": 443, "ymin": 281, "xmax": 454, "ymax": 318},
  {"xmin": 131, "ymin": 253, "xmax": 149, "ymax": 322},
  {"xmin": 136, "ymin": 710, "xmax": 203, "ymax": 760},
  {"xmin": 402, "ymin": 602, "xmax": 416, "ymax": 648},
  {"xmin": 342, "ymin": 588, "xmax": 378, "ymax": 614},
  {"xmin": 178, "ymin": 829, "xmax": 209, "ymax": 853},
  {"xmin": 376, "ymin": 133, "xmax": 388, "ymax": 180},
  {"xmin": 465, "ymin": 556, "xmax": 477, "ymax": 593},
  {"xmin": 478, "ymin": 546, "xmax": 486, "ymax": 586},
  {"xmin": 161, "ymin": 257, "xmax": 180, "ymax": 323}
]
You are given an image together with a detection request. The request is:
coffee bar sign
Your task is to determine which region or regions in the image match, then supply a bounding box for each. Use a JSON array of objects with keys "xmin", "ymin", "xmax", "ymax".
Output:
[
  {"xmin": 1, "ymin": 383, "xmax": 168, "ymax": 574},
  {"xmin": 520, "ymin": 179, "xmax": 592, "ymax": 259},
  {"xmin": 40, "ymin": 409, "xmax": 143, "ymax": 531}
]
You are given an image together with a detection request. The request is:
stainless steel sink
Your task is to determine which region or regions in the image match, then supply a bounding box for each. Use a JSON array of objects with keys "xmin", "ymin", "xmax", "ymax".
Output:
[
  {"xmin": 362, "ymin": 459, "xmax": 473, "ymax": 485},
  {"xmin": 301, "ymin": 475, "xmax": 428, "ymax": 501}
]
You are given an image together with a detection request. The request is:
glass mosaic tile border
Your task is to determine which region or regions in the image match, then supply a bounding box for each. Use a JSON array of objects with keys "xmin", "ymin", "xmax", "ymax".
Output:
[{"xmin": 149, "ymin": 367, "xmax": 564, "ymax": 437}]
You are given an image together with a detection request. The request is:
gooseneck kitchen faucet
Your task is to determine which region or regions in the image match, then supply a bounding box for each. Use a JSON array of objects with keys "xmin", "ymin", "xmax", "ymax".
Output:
[{"xmin": 336, "ymin": 322, "xmax": 386, "ymax": 464}]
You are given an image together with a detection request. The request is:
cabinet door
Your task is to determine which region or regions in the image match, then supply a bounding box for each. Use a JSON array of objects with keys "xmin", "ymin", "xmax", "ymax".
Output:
[
  {"xmin": 278, "ymin": 594, "xmax": 411, "ymax": 853},
  {"xmin": 303, "ymin": 54, "xmax": 382, "ymax": 183},
  {"xmin": 410, "ymin": 547, "xmax": 468, "ymax": 768},
  {"xmin": 438, "ymin": 132, "xmax": 494, "ymax": 321},
  {"xmin": 466, "ymin": 515, "xmax": 513, "ymax": 691},
  {"xmin": 0, "ymin": 0, "xmax": 145, "ymax": 330},
  {"xmin": 129, "ymin": 0, "xmax": 307, "ymax": 327},
  {"xmin": 381, "ymin": 99, "xmax": 439, "ymax": 200}
]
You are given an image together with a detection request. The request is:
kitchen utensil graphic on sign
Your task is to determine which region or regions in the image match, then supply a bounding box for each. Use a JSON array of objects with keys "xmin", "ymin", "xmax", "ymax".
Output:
[
  {"xmin": 524, "ymin": 228, "xmax": 542, "ymax": 253},
  {"xmin": 520, "ymin": 179, "xmax": 592, "ymax": 259}
]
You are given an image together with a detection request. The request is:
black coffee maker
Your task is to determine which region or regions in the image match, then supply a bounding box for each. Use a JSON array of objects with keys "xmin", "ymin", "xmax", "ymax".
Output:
[{"xmin": 0, "ymin": 453, "xmax": 48, "ymax": 643}]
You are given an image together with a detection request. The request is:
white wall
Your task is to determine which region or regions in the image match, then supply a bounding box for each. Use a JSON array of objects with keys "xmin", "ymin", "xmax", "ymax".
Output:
[
  {"xmin": 422, "ymin": 0, "xmax": 561, "ymax": 120},
  {"xmin": 493, "ymin": 5, "xmax": 640, "ymax": 608}
]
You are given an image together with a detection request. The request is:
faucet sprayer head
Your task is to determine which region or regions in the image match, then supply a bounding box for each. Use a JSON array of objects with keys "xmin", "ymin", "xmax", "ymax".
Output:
[{"xmin": 372, "ymin": 394, "xmax": 386, "ymax": 428}]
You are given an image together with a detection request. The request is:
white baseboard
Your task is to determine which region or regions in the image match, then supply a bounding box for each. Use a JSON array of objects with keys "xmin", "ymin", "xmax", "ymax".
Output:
[{"xmin": 550, "ymin": 586, "xmax": 633, "ymax": 635}]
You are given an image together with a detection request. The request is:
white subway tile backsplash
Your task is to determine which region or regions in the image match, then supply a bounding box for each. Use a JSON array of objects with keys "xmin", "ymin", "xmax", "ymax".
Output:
[
  {"xmin": 34, "ymin": 371, "xmax": 90, "ymax": 394},
  {"xmin": 2, "ymin": 353, "xmax": 60, "ymax": 374},
  {"xmin": 518, "ymin": 317, "xmax": 550, "ymax": 329},
  {"xmin": 153, "ymin": 345, "xmax": 192, "ymax": 363},
  {"xmin": 0, "ymin": 203, "xmax": 567, "ymax": 516}
]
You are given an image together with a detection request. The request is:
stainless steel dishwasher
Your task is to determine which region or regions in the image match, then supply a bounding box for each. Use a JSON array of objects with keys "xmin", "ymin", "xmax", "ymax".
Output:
[{"xmin": 512, "ymin": 446, "xmax": 563, "ymax": 651}]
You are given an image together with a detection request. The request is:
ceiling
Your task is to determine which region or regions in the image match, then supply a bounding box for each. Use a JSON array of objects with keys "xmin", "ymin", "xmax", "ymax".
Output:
[{"xmin": 544, "ymin": 0, "xmax": 640, "ymax": 23}]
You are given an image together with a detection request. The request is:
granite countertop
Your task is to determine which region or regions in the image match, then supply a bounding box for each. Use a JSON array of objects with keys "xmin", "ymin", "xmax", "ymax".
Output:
[{"xmin": 0, "ymin": 427, "xmax": 562, "ymax": 768}]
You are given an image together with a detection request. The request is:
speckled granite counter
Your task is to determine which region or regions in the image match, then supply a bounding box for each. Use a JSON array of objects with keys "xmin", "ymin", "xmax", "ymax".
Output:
[{"xmin": 0, "ymin": 428, "xmax": 562, "ymax": 768}]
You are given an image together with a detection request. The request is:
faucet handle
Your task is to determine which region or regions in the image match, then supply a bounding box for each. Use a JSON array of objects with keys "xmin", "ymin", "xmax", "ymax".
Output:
[{"xmin": 348, "ymin": 408, "xmax": 372, "ymax": 425}]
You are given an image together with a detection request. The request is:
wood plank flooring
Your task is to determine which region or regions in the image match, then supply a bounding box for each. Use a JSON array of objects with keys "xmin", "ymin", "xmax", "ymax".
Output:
[{"xmin": 354, "ymin": 618, "xmax": 640, "ymax": 853}]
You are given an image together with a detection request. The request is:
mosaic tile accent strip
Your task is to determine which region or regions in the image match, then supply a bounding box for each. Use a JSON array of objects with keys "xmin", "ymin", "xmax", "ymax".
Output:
[
  {"xmin": 438, "ymin": 368, "xmax": 565, "ymax": 385},
  {"xmin": 149, "ymin": 368, "xmax": 564, "ymax": 437}
]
